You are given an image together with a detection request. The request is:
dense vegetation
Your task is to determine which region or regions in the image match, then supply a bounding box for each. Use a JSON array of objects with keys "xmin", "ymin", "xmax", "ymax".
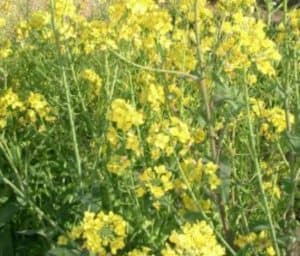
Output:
[{"xmin": 0, "ymin": 0, "xmax": 299, "ymax": 255}]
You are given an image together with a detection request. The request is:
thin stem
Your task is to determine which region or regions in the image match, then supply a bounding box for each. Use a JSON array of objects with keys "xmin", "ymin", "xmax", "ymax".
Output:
[
  {"xmin": 287, "ymin": 168, "xmax": 300, "ymax": 218},
  {"xmin": 0, "ymin": 139, "xmax": 24, "ymax": 192},
  {"xmin": 276, "ymin": 142, "xmax": 290, "ymax": 168},
  {"xmin": 50, "ymin": 0, "xmax": 83, "ymax": 187},
  {"xmin": 194, "ymin": 0, "xmax": 230, "ymax": 242},
  {"xmin": 62, "ymin": 67, "xmax": 83, "ymax": 184},
  {"xmin": 194, "ymin": 1, "xmax": 217, "ymax": 160},
  {"xmin": 282, "ymin": 0, "xmax": 292, "ymax": 132},
  {"xmin": 243, "ymin": 82, "xmax": 281, "ymax": 256},
  {"xmin": 264, "ymin": 0, "xmax": 273, "ymax": 26},
  {"xmin": 68, "ymin": 52, "xmax": 88, "ymax": 113},
  {"xmin": 110, "ymin": 50, "xmax": 199, "ymax": 81}
]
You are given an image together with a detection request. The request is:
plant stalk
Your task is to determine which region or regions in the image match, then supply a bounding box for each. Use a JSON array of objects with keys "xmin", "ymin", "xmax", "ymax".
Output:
[{"xmin": 243, "ymin": 82, "xmax": 281, "ymax": 256}]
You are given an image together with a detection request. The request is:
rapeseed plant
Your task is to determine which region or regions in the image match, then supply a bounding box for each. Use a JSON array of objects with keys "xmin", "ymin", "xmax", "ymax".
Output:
[{"xmin": 0, "ymin": 0, "xmax": 299, "ymax": 255}]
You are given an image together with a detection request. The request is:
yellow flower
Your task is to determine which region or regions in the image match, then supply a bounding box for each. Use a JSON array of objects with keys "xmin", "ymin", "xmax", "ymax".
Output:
[
  {"xmin": 81, "ymin": 68, "xmax": 102, "ymax": 97},
  {"xmin": 205, "ymin": 162, "xmax": 218, "ymax": 175},
  {"xmin": 108, "ymin": 99, "xmax": 144, "ymax": 132},
  {"xmin": 181, "ymin": 192, "xmax": 198, "ymax": 212},
  {"xmin": 150, "ymin": 185, "xmax": 165, "ymax": 198},
  {"xmin": 145, "ymin": 83, "xmax": 165, "ymax": 112},
  {"xmin": 65, "ymin": 210, "xmax": 127, "ymax": 255},
  {"xmin": 57, "ymin": 235, "xmax": 68, "ymax": 245},
  {"xmin": 0, "ymin": 89, "xmax": 25, "ymax": 129},
  {"xmin": 126, "ymin": 131, "xmax": 142, "ymax": 156},
  {"xmin": 29, "ymin": 11, "xmax": 50, "ymax": 29},
  {"xmin": 246, "ymin": 73, "xmax": 257, "ymax": 85},
  {"xmin": 254, "ymin": 103, "xmax": 295, "ymax": 140},
  {"xmin": 127, "ymin": 247, "xmax": 151, "ymax": 256},
  {"xmin": 256, "ymin": 60, "xmax": 276, "ymax": 76},
  {"xmin": 204, "ymin": 162, "xmax": 221, "ymax": 190},
  {"xmin": 169, "ymin": 117, "xmax": 191, "ymax": 144},
  {"xmin": 27, "ymin": 92, "xmax": 55, "ymax": 123},
  {"xmin": 234, "ymin": 232, "xmax": 257, "ymax": 248},
  {"xmin": 107, "ymin": 126, "xmax": 119, "ymax": 146},
  {"xmin": 138, "ymin": 165, "xmax": 174, "ymax": 202},
  {"xmin": 266, "ymin": 246, "xmax": 276, "ymax": 256},
  {"xmin": 193, "ymin": 128, "xmax": 206, "ymax": 144},
  {"xmin": 162, "ymin": 221, "xmax": 225, "ymax": 256},
  {"xmin": 107, "ymin": 155, "xmax": 131, "ymax": 176},
  {"xmin": 181, "ymin": 158, "xmax": 203, "ymax": 184}
]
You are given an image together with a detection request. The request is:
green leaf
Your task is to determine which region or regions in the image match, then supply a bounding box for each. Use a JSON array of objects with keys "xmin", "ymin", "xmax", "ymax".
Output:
[
  {"xmin": 219, "ymin": 160, "xmax": 232, "ymax": 204},
  {"xmin": 287, "ymin": 134, "xmax": 300, "ymax": 151}
]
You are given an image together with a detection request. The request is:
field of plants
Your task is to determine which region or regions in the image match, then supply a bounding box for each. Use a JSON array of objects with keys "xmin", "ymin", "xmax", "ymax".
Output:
[{"xmin": 0, "ymin": 0, "xmax": 299, "ymax": 255}]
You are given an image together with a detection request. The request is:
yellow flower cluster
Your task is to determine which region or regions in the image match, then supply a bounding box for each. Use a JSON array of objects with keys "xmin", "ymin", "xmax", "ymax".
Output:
[
  {"xmin": 81, "ymin": 68, "xmax": 102, "ymax": 97},
  {"xmin": 108, "ymin": 99, "xmax": 144, "ymax": 132},
  {"xmin": 107, "ymin": 126, "xmax": 119, "ymax": 146},
  {"xmin": 26, "ymin": 92, "xmax": 55, "ymax": 123},
  {"xmin": 180, "ymin": 158, "xmax": 203, "ymax": 185},
  {"xmin": 180, "ymin": 192, "xmax": 212, "ymax": 213},
  {"xmin": 217, "ymin": 14, "xmax": 281, "ymax": 76},
  {"xmin": 263, "ymin": 180, "xmax": 281, "ymax": 199},
  {"xmin": 126, "ymin": 131, "xmax": 142, "ymax": 156},
  {"xmin": 136, "ymin": 165, "xmax": 174, "ymax": 209},
  {"xmin": 161, "ymin": 221, "xmax": 225, "ymax": 256},
  {"xmin": 28, "ymin": 11, "xmax": 50, "ymax": 30},
  {"xmin": 146, "ymin": 117, "xmax": 191, "ymax": 160},
  {"xmin": 260, "ymin": 161, "xmax": 282, "ymax": 199},
  {"xmin": 165, "ymin": 41, "xmax": 197, "ymax": 73},
  {"xmin": 169, "ymin": 117, "xmax": 191, "ymax": 144},
  {"xmin": 234, "ymin": 230, "xmax": 275, "ymax": 256},
  {"xmin": 54, "ymin": 0, "xmax": 77, "ymax": 20},
  {"xmin": 0, "ymin": 89, "xmax": 24, "ymax": 128},
  {"xmin": 250, "ymin": 98, "xmax": 294, "ymax": 140},
  {"xmin": 204, "ymin": 162, "xmax": 221, "ymax": 190},
  {"xmin": 10, "ymin": 0, "xmax": 281, "ymax": 81},
  {"xmin": 107, "ymin": 154, "xmax": 131, "ymax": 176},
  {"xmin": 140, "ymin": 83, "xmax": 165, "ymax": 112},
  {"xmin": 108, "ymin": 0, "xmax": 172, "ymax": 63},
  {"xmin": 179, "ymin": 159, "xmax": 220, "ymax": 190},
  {"xmin": 174, "ymin": 160, "xmax": 220, "ymax": 214},
  {"xmin": 66, "ymin": 210, "xmax": 127, "ymax": 255},
  {"xmin": 0, "ymin": 89, "xmax": 55, "ymax": 130}
]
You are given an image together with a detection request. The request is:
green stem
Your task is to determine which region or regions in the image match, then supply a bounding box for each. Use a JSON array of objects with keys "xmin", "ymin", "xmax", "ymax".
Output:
[
  {"xmin": 0, "ymin": 139, "xmax": 24, "ymax": 192},
  {"xmin": 110, "ymin": 50, "xmax": 199, "ymax": 81},
  {"xmin": 282, "ymin": 0, "xmax": 292, "ymax": 132},
  {"xmin": 50, "ymin": 0, "xmax": 83, "ymax": 187},
  {"xmin": 194, "ymin": 0, "xmax": 230, "ymax": 243},
  {"xmin": 62, "ymin": 67, "xmax": 83, "ymax": 185},
  {"xmin": 243, "ymin": 82, "xmax": 281, "ymax": 256}
]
